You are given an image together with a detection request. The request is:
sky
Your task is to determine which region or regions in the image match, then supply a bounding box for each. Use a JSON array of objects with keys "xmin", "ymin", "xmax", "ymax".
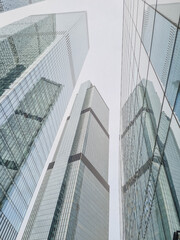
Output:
[{"xmin": 0, "ymin": 1, "xmax": 123, "ymax": 239}]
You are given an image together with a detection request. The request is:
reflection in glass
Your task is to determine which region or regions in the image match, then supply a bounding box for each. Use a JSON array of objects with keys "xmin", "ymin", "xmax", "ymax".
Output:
[
  {"xmin": 142, "ymin": 4, "xmax": 180, "ymax": 121},
  {"xmin": 0, "ymin": 77, "xmax": 62, "ymax": 204},
  {"xmin": 121, "ymin": 80, "xmax": 180, "ymax": 239},
  {"xmin": 164, "ymin": 116, "xmax": 180, "ymax": 218},
  {"xmin": 121, "ymin": 1, "xmax": 180, "ymax": 239},
  {"xmin": 0, "ymin": 0, "xmax": 44, "ymax": 12},
  {"xmin": 157, "ymin": 1, "xmax": 180, "ymax": 26},
  {"xmin": 0, "ymin": 15, "xmax": 56, "ymax": 97},
  {"xmin": 0, "ymin": 12, "xmax": 89, "ymax": 240}
]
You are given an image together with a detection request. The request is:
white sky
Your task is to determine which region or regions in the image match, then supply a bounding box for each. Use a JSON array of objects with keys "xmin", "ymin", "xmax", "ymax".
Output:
[{"xmin": 0, "ymin": 1, "xmax": 123, "ymax": 239}]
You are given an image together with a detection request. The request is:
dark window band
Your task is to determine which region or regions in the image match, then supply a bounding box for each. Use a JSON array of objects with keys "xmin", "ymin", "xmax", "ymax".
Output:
[
  {"xmin": 67, "ymin": 107, "xmax": 109, "ymax": 138},
  {"xmin": 69, "ymin": 153, "xmax": 109, "ymax": 192},
  {"xmin": 123, "ymin": 158, "xmax": 153, "ymax": 193},
  {"xmin": 15, "ymin": 110, "xmax": 43, "ymax": 122},
  {"xmin": 81, "ymin": 108, "xmax": 109, "ymax": 138},
  {"xmin": 47, "ymin": 161, "xmax": 55, "ymax": 170},
  {"xmin": 122, "ymin": 107, "xmax": 152, "ymax": 138},
  {"xmin": 0, "ymin": 157, "xmax": 18, "ymax": 170}
]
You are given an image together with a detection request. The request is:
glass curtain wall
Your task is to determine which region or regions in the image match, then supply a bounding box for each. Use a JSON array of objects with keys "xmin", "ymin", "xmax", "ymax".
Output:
[
  {"xmin": 0, "ymin": 12, "xmax": 89, "ymax": 240},
  {"xmin": 22, "ymin": 83, "xmax": 109, "ymax": 240},
  {"xmin": 121, "ymin": 1, "xmax": 180, "ymax": 239},
  {"xmin": 0, "ymin": 0, "xmax": 44, "ymax": 12}
]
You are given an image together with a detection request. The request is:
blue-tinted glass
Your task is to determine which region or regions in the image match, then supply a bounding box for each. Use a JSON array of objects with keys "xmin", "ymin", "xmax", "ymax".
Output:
[
  {"xmin": 0, "ymin": 12, "xmax": 89, "ymax": 240},
  {"xmin": 151, "ymin": 12, "xmax": 176, "ymax": 87},
  {"xmin": 0, "ymin": 0, "xmax": 44, "ymax": 12},
  {"xmin": 174, "ymin": 88, "xmax": 180, "ymax": 122}
]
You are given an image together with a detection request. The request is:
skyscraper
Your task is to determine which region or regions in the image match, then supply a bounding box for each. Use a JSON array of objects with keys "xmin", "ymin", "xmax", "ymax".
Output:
[
  {"xmin": 121, "ymin": 1, "xmax": 180, "ymax": 239},
  {"xmin": 0, "ymin": 12, "xmax": 89, "ymax": 239},
  {"xmin": 22, "ymin": 81, "xmax": 109, "ymax": 240},
  {"xmin": 0, "ymin": 0, "xmax": 44, "ymax": 12}
]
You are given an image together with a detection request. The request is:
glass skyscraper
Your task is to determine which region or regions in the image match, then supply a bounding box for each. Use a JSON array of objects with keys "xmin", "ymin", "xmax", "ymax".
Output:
[
  {"xmin": 22, "ymin": 81, "xmax": 109, "ymax": 240},
  {"xmin": 0, "ymin": 0, "xmax": 44, "ymax": 12},
  {"xmin": 121, "ymin": 1, "xmax": 180, "ymax": 239},
  {"xmin": 0, "ymin": 12, "xmax": 89, "ymax": 239}
]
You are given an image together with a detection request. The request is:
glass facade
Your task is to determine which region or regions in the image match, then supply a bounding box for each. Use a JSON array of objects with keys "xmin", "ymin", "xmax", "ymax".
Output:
[
  {"xmin": 121, "ymin": 1, "xmax": 180, "ymax": 239},
  {"xmin": 0, "ymin": 0, "xmax": 44, "ymax": 12},
  {"xmin": 0, "ymin": 12, "xmax": 89, "ymax": 239},
  {"xmin": 22, "ymin": 82, "xmax": 109, "ymax": 240}
]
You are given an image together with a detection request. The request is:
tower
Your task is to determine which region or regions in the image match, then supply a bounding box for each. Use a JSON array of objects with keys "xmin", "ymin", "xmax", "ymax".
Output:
[
  {"xmin": 0, "ymin": 12, "xmax": 89, "ymax": 239},
  {"xmin": 22, "ymin": 81, "xmax": 109, "ymax": 240},
  {"xmin": 121, "ymin": 1, "xmax": 180, "ymax": 239}
]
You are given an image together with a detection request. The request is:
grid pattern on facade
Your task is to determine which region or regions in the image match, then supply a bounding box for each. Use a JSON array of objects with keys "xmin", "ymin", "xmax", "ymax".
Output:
[
  {"xmin": 0, "ymin": 0, "xmax": 44, "ymax": 12},
  {"xmin": 22, "ymin": 83, "xmax": 109, "ymax": 240},
  {"xmin": 121, "ymin": 1, "xmax": 180, "ymax": 239},
  {"xmin": 73, "ymin": 164, "xmax": 109, "ymax": 240},
  {"xmin": 21, "ymin": 82, "xmax": 92, "ymax": 240},
  {"xmin": 0, "ymin": 12, "xmax": 89, "ymax": 240},
  {"xmin": 55, "ymin": 85, "xmax": 109, "ymax": 240},
  {"xmin": 0, "ymin": 77, "xmax": 62, "ymax": 205}
]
